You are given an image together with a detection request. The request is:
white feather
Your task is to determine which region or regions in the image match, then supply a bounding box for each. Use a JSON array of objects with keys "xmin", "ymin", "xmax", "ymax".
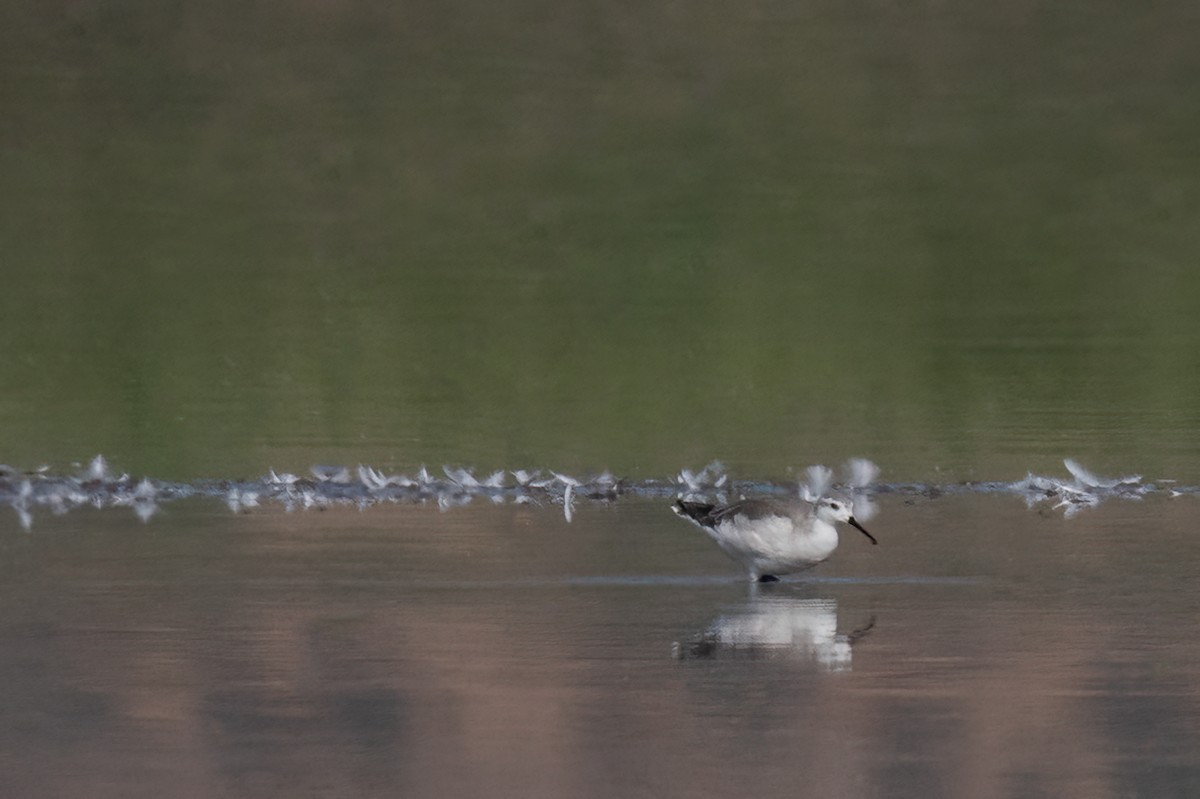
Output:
[
  {"xmin": 1063, "ymin": 458, "xmax": 1140, "ymax": 489},
  {"xmin": 552, "ymin": 472, "xmax": 581, "ymax": 488},
  {"xmin": 845, "ymin": 458, "xmax": 879, "ymax": 489},
  {"xmin": 268, "ymin": 469, "xmax": 299, "ymax": 485},
  {"xmin": 86, "ymin": 455, "xmax": 110, "ymax": 482},
  {"xmin": 512, "ymin": 469, "xmax": 540, "ymax": 486},
  {"xmin": 358, "ymin": 465, "xmax": 391, "ymax": 490},
  {"xmin": 678, "ymin": 469, "xmax": 701, "ymax": 491},
  {"xmin": 311, "ymin": 465, "xmax": 351, "ymax": 483},
  {"xmin": 802, "ymin": 465, "xmax": 833, "ymax": 501},
  {"xmin": 852, "ymin": 495, "xmax": 878, "ymax": 522}
]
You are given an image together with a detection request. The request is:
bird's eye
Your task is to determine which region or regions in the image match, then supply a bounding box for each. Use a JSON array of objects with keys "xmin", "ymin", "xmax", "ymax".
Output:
[{"xmin": 830, "ymin": 502, "xmax": 840, "ymax": 510}]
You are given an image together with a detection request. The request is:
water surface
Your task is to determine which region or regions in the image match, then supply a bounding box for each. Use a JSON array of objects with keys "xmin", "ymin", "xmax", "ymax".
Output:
[
  {"xmin": 3, "ymin": 3, "xmax": 1200, "ymax": 795},
  {"xmin": 3, "ymin": 495, "xmax": 1198, "ymax": 798}
]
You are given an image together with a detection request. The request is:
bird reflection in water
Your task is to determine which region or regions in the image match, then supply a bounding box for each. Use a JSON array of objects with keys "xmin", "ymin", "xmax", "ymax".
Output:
[{"xmin": 673, "ymin": 594, "xmax": 875, "ymax": 671}]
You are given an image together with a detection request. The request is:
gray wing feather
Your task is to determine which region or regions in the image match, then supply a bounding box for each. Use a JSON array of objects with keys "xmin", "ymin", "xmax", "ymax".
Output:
[{"xmin": 710, "ymin": 499, "xmax": 792, "ymax": 525}]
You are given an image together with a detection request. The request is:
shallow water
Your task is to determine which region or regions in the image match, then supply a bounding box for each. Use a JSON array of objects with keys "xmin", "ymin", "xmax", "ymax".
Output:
[
  {"xmin": 4, "ymin": 1, "xmax": 1200, "ymax": 795},
  {"xmin": 3, "ymin": 495, "xmax": 1199, "ymax": 798}
]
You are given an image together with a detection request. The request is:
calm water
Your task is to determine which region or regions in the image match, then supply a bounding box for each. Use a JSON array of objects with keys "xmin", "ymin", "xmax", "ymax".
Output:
[
  {"xmin": 2, "ymin": 495, "xmax": 1199, "ymax": 798},
  {"xmin": 3, "ymin": 1, "xmax": 1200, "ymax": 481},
  {"xmin": 4, "ymin": 1, "xmax": 1200, "ymax": 796}
]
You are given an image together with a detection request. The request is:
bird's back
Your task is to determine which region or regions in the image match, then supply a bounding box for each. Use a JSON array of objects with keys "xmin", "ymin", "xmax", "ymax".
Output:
[{"xmin": 710, "ymin": 499, "xmax": 809, "ymax": 526}]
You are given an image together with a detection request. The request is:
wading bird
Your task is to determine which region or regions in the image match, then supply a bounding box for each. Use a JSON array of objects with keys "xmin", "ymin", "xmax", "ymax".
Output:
[{"xmin": 673, "ymin": 495, "xmax": 877, "ymax": 582}]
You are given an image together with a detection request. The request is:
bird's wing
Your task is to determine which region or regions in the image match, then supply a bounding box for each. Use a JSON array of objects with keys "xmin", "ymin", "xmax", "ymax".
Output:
[{"xmin": 710, "ymin": 499, "xmax": 785, "ymax": 525}]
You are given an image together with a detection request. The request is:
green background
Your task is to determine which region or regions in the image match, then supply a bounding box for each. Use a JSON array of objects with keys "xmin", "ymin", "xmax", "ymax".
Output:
[{"xmin": 3, "ymin": 0, "xmax": 1199, "ymax": 481}]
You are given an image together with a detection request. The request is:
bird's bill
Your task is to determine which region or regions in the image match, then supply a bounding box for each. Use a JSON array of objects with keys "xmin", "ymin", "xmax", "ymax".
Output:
[{"xmin": 848, "ymin": 517, "xmax": 878, "ymax": 545}]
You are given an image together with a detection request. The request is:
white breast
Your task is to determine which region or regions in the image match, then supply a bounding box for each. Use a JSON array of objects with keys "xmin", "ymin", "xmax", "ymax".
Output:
[{"xmin": 707, "ymin": 514, "xmax": 840, "ymax": 575}]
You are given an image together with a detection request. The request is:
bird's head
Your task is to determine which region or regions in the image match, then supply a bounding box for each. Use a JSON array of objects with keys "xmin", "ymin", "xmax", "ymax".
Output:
[{"xmin": 815, "ymin": 496, "xmax": 877, "ymax": 545}]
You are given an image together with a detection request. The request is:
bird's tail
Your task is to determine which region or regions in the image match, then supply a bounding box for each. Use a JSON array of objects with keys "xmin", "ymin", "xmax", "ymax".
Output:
[{"xmin": 672, "ymin": 500, "xmax": 716, "ymax": 525}]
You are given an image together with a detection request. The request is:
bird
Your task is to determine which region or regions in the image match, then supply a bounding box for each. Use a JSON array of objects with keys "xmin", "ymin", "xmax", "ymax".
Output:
[{"xmin": 672, "ymin": 495, "xmax": 877, "ymax": 582}]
